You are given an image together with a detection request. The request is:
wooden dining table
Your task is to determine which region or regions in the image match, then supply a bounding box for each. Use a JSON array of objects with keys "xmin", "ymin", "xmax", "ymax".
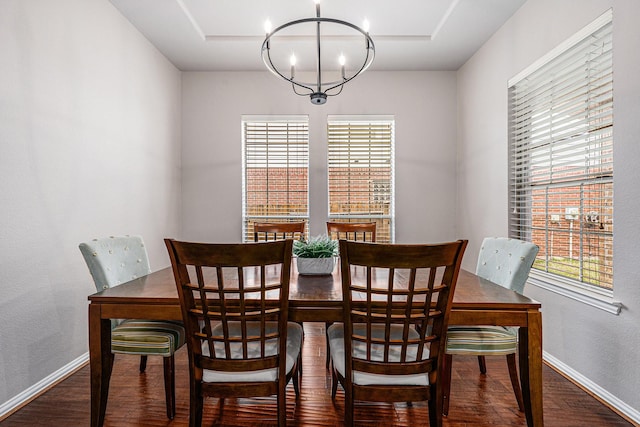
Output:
[{"xmin": 88, "ymin": 263, "xmax": 543, "ymax": 427}]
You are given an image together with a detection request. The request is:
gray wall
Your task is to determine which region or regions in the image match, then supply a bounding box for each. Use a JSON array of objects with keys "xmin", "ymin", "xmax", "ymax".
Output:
[
  {"xmin": 180, "ymin": 70, "xmax": 459, "ymax": 244},
  {"xmin": 456, "ymin": 0, "xmax": 640, "ymax": 415},
  {"xmin": 0, "ymin": 0, "xmax": 182, "ymax": 405}
]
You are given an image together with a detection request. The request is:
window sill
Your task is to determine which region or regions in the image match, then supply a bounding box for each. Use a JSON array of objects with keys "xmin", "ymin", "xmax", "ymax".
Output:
[{"xmin": 528, "ymin": 272, "xmax": 622, "ymax": 315}]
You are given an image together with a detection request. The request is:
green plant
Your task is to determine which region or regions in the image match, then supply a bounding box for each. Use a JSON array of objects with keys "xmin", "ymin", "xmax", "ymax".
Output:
[{"xmin": 293, "ymin": 235, "xmax": 338, "ymax": 258}]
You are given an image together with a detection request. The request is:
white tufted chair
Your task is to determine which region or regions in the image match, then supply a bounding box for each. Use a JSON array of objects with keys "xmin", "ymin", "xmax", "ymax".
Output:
[
  {"xmin": 442, "ymin": 237, "xmax": 539, "ymax": 416},
  {"xmin": 79, "ymin": 235, "xmax": 185, "ymax": 420}
]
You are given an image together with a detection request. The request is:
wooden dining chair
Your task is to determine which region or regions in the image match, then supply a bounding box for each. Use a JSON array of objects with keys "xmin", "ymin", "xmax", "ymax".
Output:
[
  {"xmin": 326, "ymin": 221, "xmax": 376, "ymax": 242},
  {"xmin": 324, "ymin": 221, "xmax": 378, "ymax": 367},
  {"xmin": 329, "ymin": 239, "xmax": 468, "ymax": 427},
  {"xmin": 253, "ymin": 221, "xmax": 306, "ymax": 242},
  {"xmin": 79, "ymin": 235, "xmax": 185, "ymax": 420},
  {"xmin": 442, "ymin": 237, "xmax": 539, "ymax": 415},
  {"xmin": 165, "ymin": 238, "xmax": 302, "ymax": 427}
]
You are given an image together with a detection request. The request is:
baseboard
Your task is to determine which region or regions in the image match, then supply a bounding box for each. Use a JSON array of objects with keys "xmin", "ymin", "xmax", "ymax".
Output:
[
  {"xmin": 0, "ymin": 352, "xmax": 89, "ymax": 421},
  {"xmin": 544, "ymin": 351, "xmax": 640, "ymax": 425}
]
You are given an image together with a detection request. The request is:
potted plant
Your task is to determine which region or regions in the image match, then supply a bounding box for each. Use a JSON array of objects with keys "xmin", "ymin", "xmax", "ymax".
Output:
[{"xmin": 293, "ymin": 235, "xmax": 339, "ymax": 275}]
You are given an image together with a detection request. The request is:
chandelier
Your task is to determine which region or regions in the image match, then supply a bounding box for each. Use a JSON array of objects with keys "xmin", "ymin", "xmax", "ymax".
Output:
[{"xmin": 261, "ymin": 0, "xmax": 375, "ymax": 105}]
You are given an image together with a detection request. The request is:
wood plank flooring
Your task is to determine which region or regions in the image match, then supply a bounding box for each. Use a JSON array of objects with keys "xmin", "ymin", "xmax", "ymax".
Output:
[{"xmin": 1, "ymin": 323, "xmax": 633, "ymax": 426}]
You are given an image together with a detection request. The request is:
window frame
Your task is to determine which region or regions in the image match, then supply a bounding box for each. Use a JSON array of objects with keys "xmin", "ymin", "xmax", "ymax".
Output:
[
  {"xmin": 507, "ymin": 9, "xmax": 620, "ymax": 314},
  {"xmin": 241, "ymin": 115, "xmax": 310, "ymax": 242},
  {"xmin": 326, "ymin": 115, "xmax": 395, "ymax": 243}
]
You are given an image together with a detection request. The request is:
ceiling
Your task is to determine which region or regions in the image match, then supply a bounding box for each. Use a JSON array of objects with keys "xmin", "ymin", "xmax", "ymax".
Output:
[{"xmin": 109, "ymin": 0, "xmax": 526, "ymax": 72}]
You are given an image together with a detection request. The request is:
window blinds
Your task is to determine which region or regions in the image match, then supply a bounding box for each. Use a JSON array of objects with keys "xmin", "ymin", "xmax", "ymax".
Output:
[
  {"xmin": 508, "ymin": 12, "xmax": 613, "ymax": 290},
  {"xmin": 327, "ymin": 117, "xmax": 394, "ymax": 243},
  {"xmin": 242, "ymin": 117, "xmax": 309, "ymax": 242}
]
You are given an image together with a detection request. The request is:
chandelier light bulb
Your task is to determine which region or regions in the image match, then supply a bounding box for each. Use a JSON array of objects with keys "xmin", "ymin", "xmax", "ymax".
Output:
[
  {"xmin": 264, "ymin": 20, "xmax": 272, "ymax": 35},
  {"xmin": 363, "ymin": 19, "xmax": 370, "ymax": 33},
  {"xmin": 290, "ymin": 54, "xmax": 296, "ymax": 79},
  {"xmin": 339, "ymin": 54, "xmax": 346, "ymax": 66},
  {"xmin": 313, "ymin": 0, "xmax": 321, "ymax": 4}
]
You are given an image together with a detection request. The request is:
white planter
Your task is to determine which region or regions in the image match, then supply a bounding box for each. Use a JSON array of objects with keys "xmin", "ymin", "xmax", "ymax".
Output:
[{"xmin": 296, "ymin": 257, "xmax": 335, "ymax": 275}]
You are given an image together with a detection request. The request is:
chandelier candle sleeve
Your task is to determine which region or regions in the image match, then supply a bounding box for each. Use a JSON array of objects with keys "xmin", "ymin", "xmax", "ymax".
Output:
[{"xmin": 261, "ymin": 0, "xmax": 375, "ymax": 105}]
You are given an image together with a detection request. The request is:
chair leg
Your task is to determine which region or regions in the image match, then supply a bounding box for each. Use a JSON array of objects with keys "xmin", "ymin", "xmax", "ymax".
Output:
[
  {"xmin": 139, "ymin": 355, "xmax": 148, "ymax": 373},
  {"xmin": 477, "ymin": 355, "xmax": 487, "ymax": 374},
  {"xmin": 295, "ymin": 322, "xmax": 304, "ymax": 376},
  {"xmin": 190, "ymin": 382, "xmax": 203, "ymax": 427},
  {"xmin": 506, "ymin": 353, "xmax": 525, "ymax": 412},
  {"xmin": 441, "ymin": 353, "xmax": 453, "ymax": 416},
  {"xmin": 331, "ymin": 366, "xmax": 339, "ymax": 400},
  {"xmin": 292, "ymin": 355, "xmax": 301, "ymax": 398},
  {"xmin": 277, "ymin": 383, "xmax": 287, "ymax": 427},
  {"xmin": 325, "ymin": 322, "xmax": 332, "ymax": 369},
  {"xmin": 428, "ymin": 382, "xmax": 443, "ymax": 427},
  {"xmin": 163, "ymin": 355, "xmax": 176, "ymax": 419},
  {"xmin": 344, "ymin": 387, "xmax": 354, "ymax": 427}
]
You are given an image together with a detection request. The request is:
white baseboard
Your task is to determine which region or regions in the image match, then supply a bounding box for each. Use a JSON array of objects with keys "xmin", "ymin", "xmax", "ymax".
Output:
[
  {"xmin": 544, "ymin": 351, "xmax": 640, "ymax": 425},
  {"xmin": 0, "ymin": 352, "xmax": 89, "ymax": 420}
]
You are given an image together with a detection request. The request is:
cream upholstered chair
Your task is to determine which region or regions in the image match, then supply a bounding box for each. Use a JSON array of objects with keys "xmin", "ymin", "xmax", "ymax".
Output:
[
  {"xmin": 165, "ymin": 238, "xmax": 302, "ymax": 427},
  {"xmin": 442, "ymin": 237, "xmax": 539, "ymax": 415},
  {"xmin": 79, "ymin": 235, "xmax": 185, "ymax": 419}
]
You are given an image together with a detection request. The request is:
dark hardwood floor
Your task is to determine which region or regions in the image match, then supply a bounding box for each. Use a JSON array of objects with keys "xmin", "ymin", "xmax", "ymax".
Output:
[{"xmin": 1, "ymin": 323, "xmax": 633, "ymax": 426}]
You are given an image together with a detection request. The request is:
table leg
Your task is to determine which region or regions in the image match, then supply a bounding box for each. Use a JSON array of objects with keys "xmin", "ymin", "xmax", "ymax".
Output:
[
  {"xmin": 89, "ymin": 304, "xmax": 113, "ymax": 427},
  {"xmin": 519, "ymin": 310, "xmax": 544, "ymax": 427}
]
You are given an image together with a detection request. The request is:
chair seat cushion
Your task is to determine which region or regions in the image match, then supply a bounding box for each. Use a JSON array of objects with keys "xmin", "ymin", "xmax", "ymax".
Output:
[
  {"xmin": 111, "ymin": 320, "xmax": 185, "ymax": 356},
  {"xmin": 328, "ymin": 323, "xmax": 429, "ymax": 386},
  {"xmin": 445, "ymin": 325, "xmax": 518, "ymax": 355},
  {"xmin": 201, "ymin": 322, "xmax": 303, "ymax": 383}
]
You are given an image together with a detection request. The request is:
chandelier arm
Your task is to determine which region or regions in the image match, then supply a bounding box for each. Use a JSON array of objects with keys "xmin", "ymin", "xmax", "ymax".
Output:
[
  {"xmin": 292, "ymin": 82, "xmax": 312, "ymax": 97},
  {"xmin": 325, "ymin": 81, "xmax": 345, "ymax": 97},
  {"xmin": 324, "ymin": 44, "xmax": 375, "ymax": 94},
  {"xmin": 262, "ymin": 43, "xmax": 314, "ymax": 94}
]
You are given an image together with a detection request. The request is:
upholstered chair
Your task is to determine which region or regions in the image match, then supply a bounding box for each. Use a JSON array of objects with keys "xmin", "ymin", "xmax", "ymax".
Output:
[
  {"xmin": 79, "ymin": 235, "xmax": 185, "ymax": 419},
  {"xmin": 442, "ymin": 237, "xmax": 539, "ymax": 415}
]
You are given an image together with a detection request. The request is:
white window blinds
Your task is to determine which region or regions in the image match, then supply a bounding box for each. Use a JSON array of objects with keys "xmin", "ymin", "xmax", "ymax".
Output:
[
  {"xmin": 242, "ymin": 116, "xmax": 309, "ymax": 242},
  {"xmin": 508, "ymin": 11, "xmax": 613, "ymax": 290},
  {"xmin": 327, "ymin": 116, "xmax": 395, "ymax": 243}
]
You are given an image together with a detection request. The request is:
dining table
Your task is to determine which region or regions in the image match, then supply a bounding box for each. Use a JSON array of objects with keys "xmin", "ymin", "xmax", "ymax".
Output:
[{"xmin": 88, "ymin": 262, "xmax": 543, "ymax": 427}]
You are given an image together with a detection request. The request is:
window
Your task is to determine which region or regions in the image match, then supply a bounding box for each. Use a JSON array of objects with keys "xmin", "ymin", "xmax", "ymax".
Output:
[
  {"xmin": 242, "ymin": 116, "xmax": 309, "ymax": 241},
  {"xmin": 508, "ymin": 11, "xmax": 613, "ymax": 294},
  {"xmin": 327, "ymin": 116, "xmax": 395, "ymax": 243}
]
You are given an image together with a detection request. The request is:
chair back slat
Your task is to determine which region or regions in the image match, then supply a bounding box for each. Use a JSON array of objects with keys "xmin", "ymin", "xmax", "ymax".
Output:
[
  {"xmin": 253, "ymin": 221, "xmax": 306, "ymax": 242},
  {"xmin": 327, "ymin": 221, "xmax": 377, "ymax": 242}
]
